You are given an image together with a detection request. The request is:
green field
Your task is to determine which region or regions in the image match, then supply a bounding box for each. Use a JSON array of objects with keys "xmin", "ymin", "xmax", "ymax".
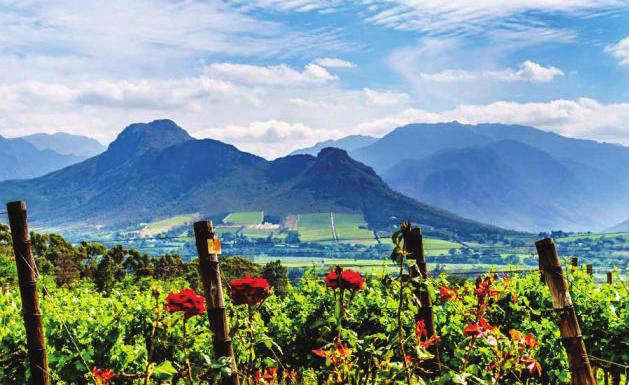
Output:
[
  {"xmin": 140, "ymin": 214, "xmax": 199, "ymax": 236},
  {"xmin": 223, "ymin": 211, "xmax": 263, "ymax": 226},
  {"xmin": 251, "ymin": 255, "xmax": 515, "ymax": 275},
  {"xmin": 297, "ymin": 213, "xmax": 333, "ymax": 242},
  {"xmin": 214, "ymin": 226, "xmax": 243, "ymax": 236},
  {"xmin": 239, "ymin": 227, "xmax": 286, "ymax": 239},
  {"xmin": 424, "ymin": 238, "xmax": 463, "ymax": 255},
  {"xmin": 333, "ymin": 213, "xmax": 376, "ymax": 244},
  {"xmin": 556, "ymin": 231, "xmax": 629, "ymax": 242}
]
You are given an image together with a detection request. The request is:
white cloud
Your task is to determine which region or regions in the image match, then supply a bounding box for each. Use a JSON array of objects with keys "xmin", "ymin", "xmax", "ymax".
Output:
[
  {"xmin": 203, "ymin": 63, "xmax": 338, "ymax": 87},
  {"xmin": 605, "ymin": 37, "xmax": 629, "ymax": 66},
  {"xmin": 355, "ymin": 98, "xmax": 629, "ymax": 145},
  {"xmin": 420, "ymin": 61, "xmax": 563, "ymax": 83},
  {"xmin": 486, "ymin": 61, "xmax": 564, "ymax": 83},
  {"xmin": 198, "ymin": 120, "xmax": 339, "ymax": 158},
  {"xmin": 313, "ymin": 58, "xmax": 357, "ymax": 68},
  {"xmin": 364, "ymin": 88, "xmax": 410, "ymax": 106},
  {"xmin": 420, "ymin": 69, "xmax": 476, "ymax": 82}
]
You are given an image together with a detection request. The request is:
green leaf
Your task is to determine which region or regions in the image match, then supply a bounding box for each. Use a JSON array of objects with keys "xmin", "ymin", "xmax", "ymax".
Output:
[{"xmin": 153, "ymin": 360, "xmax": 177, "ymax": 380}]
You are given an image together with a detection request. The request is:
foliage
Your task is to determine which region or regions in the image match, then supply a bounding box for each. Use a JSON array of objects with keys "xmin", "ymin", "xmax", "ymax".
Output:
[
  {"xmin": 220, "ymin": 256, "xmax": 261, "ymax": 286},
  {"xmin": 262, "ymin": 260, "xmax": 290, "ymax": 297},
  {"xmin": 0, "ymin": 225, "xmax": 627, "ymax": 384}
]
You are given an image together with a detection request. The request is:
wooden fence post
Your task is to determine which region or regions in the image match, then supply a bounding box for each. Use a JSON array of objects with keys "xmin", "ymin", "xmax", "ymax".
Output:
[
  {"xmin": 571, "ymin": 257, "xmax": 579, "ymax": 269},
  {"xmin": 536, "ymin": 238, "xmax": 596, "ymax": 385},
  {"xmin": 606, "ymin": 272, "xmax": 613, "ymax": 284},
  {"xmin": 193, "ymin": 221, "xmax": 239, "ymax": 385},
  {"xmin": 401, "ymin": 222, "xmax": 441, "ymax": 375},
  {"xmin": 586, "ymin": 264, "xmax": 593, "ymax": 277},
  {"xmin": 6, "ymin": 201, "xmax": 50, "ymax": 385}
]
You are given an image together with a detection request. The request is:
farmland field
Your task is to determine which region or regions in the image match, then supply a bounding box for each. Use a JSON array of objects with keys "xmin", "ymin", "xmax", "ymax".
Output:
[
  {"xmin": 556, "ymin": 231, "xmax": 629, "ymax": 242},
  {"xmin": 139, "ymin": 213, "xmax": 199, "ymax": 236},
  {"xmin": 333, "ymin": 213, "xmax": 376, "ymax": 244},
  {"xmin": 223, "ymin": 211, "xmax": 263, "ymax": 225},
  {"xmin": 296, "ymin": 213, "xmax": 333, "ymax": 241}
]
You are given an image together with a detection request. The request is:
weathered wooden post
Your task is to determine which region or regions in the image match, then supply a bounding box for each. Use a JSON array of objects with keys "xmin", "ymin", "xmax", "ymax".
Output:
[
  {"xmin": 6, "ymin": 201, "xmax": 50, "ymax": 385},
  {"xmin": 606, "ymin": 272, "xmax": 613, "ymax": 284},
  {"xmin": 571, "ymin": 257, "xmax": 579, "ymax": 269},
  {"xmin": 193, "ymin": 221, "xmax": 239, "ymax": 385},
  {"xmin": 536, "ymin": 238, "xmax": 596, "ymax": 385},
  {"xmin": 401, "ymin": 221, "xmax": 441, "ymax": 375},
  {"xmin": 586, "ymin": 264, "xmax": 593, "ymax": 277}
]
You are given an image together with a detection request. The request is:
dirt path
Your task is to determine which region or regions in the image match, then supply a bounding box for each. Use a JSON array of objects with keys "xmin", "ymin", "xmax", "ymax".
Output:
[{"xmin": 330, "ymin": 212, "xmax": 338, "ymax": 241}]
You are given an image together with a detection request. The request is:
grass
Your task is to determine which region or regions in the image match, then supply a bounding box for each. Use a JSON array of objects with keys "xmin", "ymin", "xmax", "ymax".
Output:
[
  {"xmin": 223, "ymin": 211, "xmax": 263, "ymax": 226},
  {"xmin": 214, "ymin": 226, "xmax": 243, "ymax": 236},
  {"xmin": 297, "ymin": 213, "xmax": 333, "ymax": 242},
  {"xmin": 556, "ymin": 231, "xmax": 629, "ymax": 242},
  {"xmin": 239, "ymin": 227, "xmax": 286, "ymax": 239},
  {"xmin": 139, "ymin": 214, "xmax": 199, "ymax": 237},
  {"xmin": 333, "ymin": 213, "xmax": 376, "ymax": 244},
  {"xmin": 251, "ymin": 255, "xmax": 517, "ymax": 276},
  {"xmin": 424, "ymin": 238, "xmax": 463, "ymax": 255}
]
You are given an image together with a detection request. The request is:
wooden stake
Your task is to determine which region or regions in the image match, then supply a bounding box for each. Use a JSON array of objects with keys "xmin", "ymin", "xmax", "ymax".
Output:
[
  {"xmin": 536, "ymin": 238, "xmax": 595, "ymax": 385},
  {"xmin": 606, "ymin": 272, "xmax": 613, "ymax": 284},
  {"xmin": 401, "ymin": 221, "xmax": 441, "ymax": 376},
  {"xmin": 586, "ymin": 264, "xmax": 593, "ymax": 276},
  {"xmin": 6, "ymin": 201, "xmax": 50, "ymax": 385},
  {"xmin": 193, "ymin": 221, "xmax": 239, "ymax": 385}
]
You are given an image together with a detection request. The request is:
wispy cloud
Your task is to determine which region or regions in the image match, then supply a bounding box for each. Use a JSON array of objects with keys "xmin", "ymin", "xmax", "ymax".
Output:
[
  {"xmin": 360, "ymin": 0, "xmax": 624, "ymax": 42},
  {"xmin": 204, "ymin": 62, "xmax": 339, "ymax": 87},
  {"xmin": 364, "ymin": 88, "xmax": 409, "ymax": 106},
  {"xmin": 606, "ymin": 36, "xmax": 629, "ymax": 65},
  {"xmin": 313, "ymin": 58, "xmax": 357, "ymax": 68}
]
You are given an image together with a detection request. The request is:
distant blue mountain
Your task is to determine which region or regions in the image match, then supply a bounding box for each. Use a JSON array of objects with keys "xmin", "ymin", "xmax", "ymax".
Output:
[
  {"xmin": 290, "ymin": 135, "xmax": 377, "ymax": 156},
  {"xmin": 354, "ymin": 122, "xmax": 629, "ymax": 231},
  {"xmin": 21, "ymin": 132, "xmax": 105, "ymax": 158},
  {"xmin": 607, "ymin": 220, "xmax": 629, "ymax": 233},
  {"xmin": 0, "ymin": 119, "xmax": 504, "ymax": 239},
  {"xmin": 0, "ymin": 135, "xmax": 83, "ymax": 181}
]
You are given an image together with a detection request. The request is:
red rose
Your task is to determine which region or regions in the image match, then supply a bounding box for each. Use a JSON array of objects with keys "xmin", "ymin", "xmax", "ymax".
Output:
[
  {"xmin": 230, "ymin": 275, "xmax": 272, "ymax": 306},
  {"xmin": 524, "ymin": 333, "xmax": 539, "ymax": 348},
  {"xmin": 340, "ymin": 270, "xmax": 364, "ymax": 291},
  {"xmin": 165, "ymin": 288, "xmax": 205, "ymax": 318},
  {"xmin": 324, "ymin": 270, "xmax": 339, "ymax": 289},
  {"xmin": 439, "ymin": 285, "xmax": 458, "ymax": 302},
  {"xmin": 93, "ymin": 367, "xmax": 114, "ymax": 385},
  {"xmin": 324, "ymin": 269, "xmax": 364, "ymax": 291},
  {"xmin": 262, "ymin": 367, "xmax": 277, "ymax": 383}
]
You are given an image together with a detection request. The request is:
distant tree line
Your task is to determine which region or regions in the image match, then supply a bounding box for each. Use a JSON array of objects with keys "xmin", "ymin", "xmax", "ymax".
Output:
[{"xmin": 0, "ymin": 224, "xmax": 290, "ymax": 296}]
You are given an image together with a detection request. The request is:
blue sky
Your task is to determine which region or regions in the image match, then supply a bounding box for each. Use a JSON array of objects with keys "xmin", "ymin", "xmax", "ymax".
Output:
[{"xmin": 0, "ymin": 0, "xmax": 628, "ymax": 158}]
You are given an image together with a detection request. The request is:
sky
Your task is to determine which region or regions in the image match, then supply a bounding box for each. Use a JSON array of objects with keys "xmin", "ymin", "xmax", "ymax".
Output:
[{"xmin": 0, "ymin": 0, "xmax": 628, "ymax": 159}]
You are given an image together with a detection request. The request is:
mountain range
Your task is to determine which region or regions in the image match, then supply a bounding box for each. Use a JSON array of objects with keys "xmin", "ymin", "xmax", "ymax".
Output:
[
  {"xmin": 0, "ymin": 135, "xmax": 83, "ymax": 181},
  {"xmin": 0, "ymin": 133, "xmax": 104, "ymax": 182},
  {"xmin": 21, "ymin": 132, "xmax": 105, "ymax": 158},
  {"xmin": 297, "ymin": 122, "xmax": 629, "ymax": 231},
  {"xmin": 607, "ymin": 220, "xmax": 629, "ymax": 233},
  {"xmin": 289, "ymin": 135, "xmax": 377, "ymax": 156},
  {"xmin": 0, "ymin": 120, "xmax": 502, "ymax": 239}
]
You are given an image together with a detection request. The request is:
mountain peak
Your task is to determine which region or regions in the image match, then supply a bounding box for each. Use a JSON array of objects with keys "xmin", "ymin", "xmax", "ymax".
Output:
[
  {"xmin": 316, "ymin": 147, "xmax": 352, "ymax": 161},
  {"xmin": 99, "ymin": 119, "xmax": 193, "ymax": 169}
]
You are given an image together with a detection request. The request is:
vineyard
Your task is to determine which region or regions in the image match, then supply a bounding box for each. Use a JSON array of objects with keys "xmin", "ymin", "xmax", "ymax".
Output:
[{"xmin": 1, "ymin": 204, "xmax": 628, "ymax": 385}]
